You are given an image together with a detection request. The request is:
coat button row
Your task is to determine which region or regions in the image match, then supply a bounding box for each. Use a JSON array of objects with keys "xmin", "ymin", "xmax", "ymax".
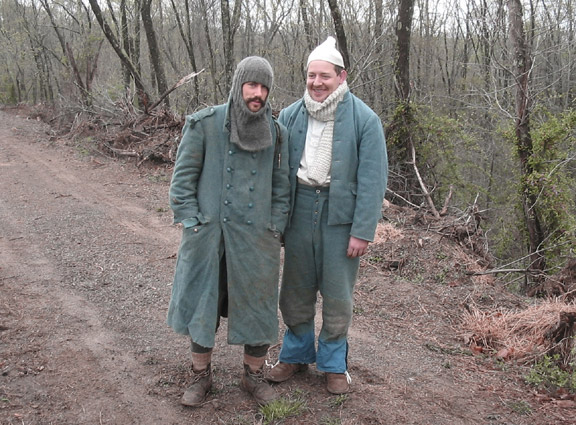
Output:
[{"xmin": 222, "ymin": 218, "xmax": 255, "ymax": 225}]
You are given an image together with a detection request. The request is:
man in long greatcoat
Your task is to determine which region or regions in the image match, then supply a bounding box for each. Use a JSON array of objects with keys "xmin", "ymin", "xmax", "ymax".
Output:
[{"xmin": 167, "ymin": 56, "xmax": 290, "ymax": 406}]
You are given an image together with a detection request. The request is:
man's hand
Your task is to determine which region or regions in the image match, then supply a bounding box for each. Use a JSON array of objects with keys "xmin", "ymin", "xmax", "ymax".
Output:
[{"xmin": 347, "ymin": 236, "xmax": 369, "ymax": 258}]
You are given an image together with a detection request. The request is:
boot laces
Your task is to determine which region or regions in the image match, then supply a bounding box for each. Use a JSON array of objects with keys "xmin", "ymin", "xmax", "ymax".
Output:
[
  {"xmin": 191, "ymin": 368, "xmax": 210, "ymax": 383},
  {"xmin": 246, "ymin": 367, "xmax": 267, "ymax": 383}
]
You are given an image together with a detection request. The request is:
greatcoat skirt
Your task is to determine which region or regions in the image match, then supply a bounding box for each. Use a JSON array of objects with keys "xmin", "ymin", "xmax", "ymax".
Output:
[{"xmin": 166, "ymin": 103, "xmax": 290, "ymax": 348}]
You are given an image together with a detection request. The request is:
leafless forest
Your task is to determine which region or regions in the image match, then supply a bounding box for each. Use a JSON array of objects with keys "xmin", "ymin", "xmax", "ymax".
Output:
[
  {"xmin": 1, "ymin": 0, "xmax": 576, "ymax": 293},
  {"xmin": 1, "ymin": 2, "xmax": 576, "ymax": 420}
]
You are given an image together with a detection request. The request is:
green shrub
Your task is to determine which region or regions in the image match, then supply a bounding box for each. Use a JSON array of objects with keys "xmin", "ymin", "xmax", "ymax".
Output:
[{"xmin": 525, "ymin": 353, "xmax": 576, "ymax": 393}]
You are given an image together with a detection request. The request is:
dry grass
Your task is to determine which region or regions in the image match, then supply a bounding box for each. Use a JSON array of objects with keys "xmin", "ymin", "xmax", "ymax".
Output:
[{"xmin": 462, "ymin": 299, "xmax": 576, "ymax": 365}]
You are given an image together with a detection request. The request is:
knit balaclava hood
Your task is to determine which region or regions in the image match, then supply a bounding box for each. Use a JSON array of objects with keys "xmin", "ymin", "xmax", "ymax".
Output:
[{"xmin": 229, "ymin": 56, "xmax": 274, "ymax": 152}]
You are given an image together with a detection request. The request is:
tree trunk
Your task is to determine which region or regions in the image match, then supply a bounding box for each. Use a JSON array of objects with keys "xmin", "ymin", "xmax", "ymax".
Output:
[
  {"xmin": 373, "ymin": 0, "xmax": 384, "ymax": 113},
  {"xmin": 300, "ymin": 0, "xmax": 315, "ymax": 51},
  {"xmin": 120, "ymin": 0, "xmax": 132, "ymax": 88},
  {"xmin": 199, "ymin": 0, "xmax": 220, "ymax": 103},
  {"xmin": 387, "ymin": 0, "xmax": 416, "ymax": 203},
  {"xmin": 169, "ymin": 0, "xmax": 200, "ymax": 105},
  {"xmin": 221, "ymin": 0, "xmax": 242, "ymax": 95},
  {"xmin": 395, "ymin": 0, "xmax": 413, "ymax": 100},
  {"xmin": 327, "ymin": 0, "xmax": 350, "ymax": 70},
  {"xmin": 507, "ymin": 0, "xmax": 545, "ymax": 283},
  {"xmin": 141, "ymin": 0, "xmax": 169, "ymax": 109},
  {"xmin": 40, "ymin": 0, "xmax": 89, "ymax": 103}
]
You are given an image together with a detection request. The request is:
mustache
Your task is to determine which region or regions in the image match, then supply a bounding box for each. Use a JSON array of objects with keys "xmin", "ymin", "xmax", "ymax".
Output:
[{"xmin": 246, "ymin": 97, "xmax": 265, "ymax": 105}]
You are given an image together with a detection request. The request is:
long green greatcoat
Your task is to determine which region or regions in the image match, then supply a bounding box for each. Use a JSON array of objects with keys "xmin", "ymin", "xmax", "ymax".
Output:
[{"xmin": 167, "ymin": 103, "xmax": 290, "ymax": 348}]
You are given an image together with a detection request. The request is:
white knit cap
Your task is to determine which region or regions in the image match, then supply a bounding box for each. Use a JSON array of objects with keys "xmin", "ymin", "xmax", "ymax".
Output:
[{"xmin": 307, "ymin": 36, "xmax": 345, "ymax": 68}]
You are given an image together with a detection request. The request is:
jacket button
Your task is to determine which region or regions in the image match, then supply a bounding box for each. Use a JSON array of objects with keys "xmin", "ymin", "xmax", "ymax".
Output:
[
  {"xmin": 246, "ymin": 220, "xmax": 252, "ymax": 225},
  {"xmin": 248, "ymin": 203, "xmax": 253, "ymax": 208}
]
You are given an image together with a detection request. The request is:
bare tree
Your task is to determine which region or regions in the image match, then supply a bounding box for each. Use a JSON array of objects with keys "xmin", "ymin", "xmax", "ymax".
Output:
[
  {"xmin": 199, "ymin": 0, "xmax": 221, "ymax": 103},
  {"xmin": 395, "ymin": 0, "xmax": 413, "ymax": 100},
  {"xmin": 300, "ymin": 0, "xmax": 315, "ymax": 51},
  {"xmin": 327, "ymin": 0, "xmax": 350, "ymax": 69},
  {"xmin": 39, "ymin": 0, "xmax": 103, "ymax": 106},
  {"xmin": 169, "ymin": 0, "xmax": 200, "ymax": 105},
  {"xmin": 141, "ymin": 0, "xmax": 169, "ymax": 108},
  {"xmin": 221, "ymin": 0, "xmax": 242, "ymax": 94},
  {"xmin": 87, "ymin": 0, "xmax": 150, "ymax": 109},
  {"xmin": 13, "ymin": 0, "xmax": 55, "ymax": 103},
  {"xmin": 120, "ymin": 0, "xmax": 142, "ymax": 89}
]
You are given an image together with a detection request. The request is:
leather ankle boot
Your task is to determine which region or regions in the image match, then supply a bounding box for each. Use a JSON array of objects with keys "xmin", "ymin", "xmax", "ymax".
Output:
[
  {"xmin": 181, "ymin": 365, "xmax": 212, "ymax": 407},
  {"xmin": 240, "ymin": 364, "xmax": 278, "ymax": 405}
]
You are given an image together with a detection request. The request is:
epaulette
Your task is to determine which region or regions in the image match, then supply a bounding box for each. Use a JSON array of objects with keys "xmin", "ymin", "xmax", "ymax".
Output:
[{"xmin": 187, "ymin": 107, "xmax": 217, "ymax": 128}]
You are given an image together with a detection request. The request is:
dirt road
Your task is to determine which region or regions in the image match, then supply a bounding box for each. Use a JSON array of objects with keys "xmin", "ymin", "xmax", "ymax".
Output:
[{"xmin": 0, "ymin": 108, "xmax": 571, "ymax": 424}]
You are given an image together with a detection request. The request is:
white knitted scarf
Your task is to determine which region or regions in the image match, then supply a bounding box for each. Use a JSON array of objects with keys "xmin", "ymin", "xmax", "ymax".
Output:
[{"xmin": 303, "ymin": 81, "xmax": 348, "ymax": 185}]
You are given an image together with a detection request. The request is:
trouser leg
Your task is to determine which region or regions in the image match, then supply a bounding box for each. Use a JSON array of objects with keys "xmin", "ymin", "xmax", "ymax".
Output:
[
  {"xmin": 279, "ymin": 186, "xmax": 326, "ymax": 363},
  {"xmin": 244, "ymin": 344, "xmax": 269, "ymax": 369},
  {"xmin": 244, "ymin": 344, "xmax": 270, "ymax": 366},
  {"xmin": 311, "ymin": 186, "xmax": 359, "ymax": 373},
  {"xmin": 278, "ymin": 327, "xmax": 317, "ymax": 364},
  {"xmin": 280, "ymin": 185, "xmax": 359, "ymax": 372},
  {"xmin": 316, "ymin": 219, "xmax": 359, "ymax": 372}
]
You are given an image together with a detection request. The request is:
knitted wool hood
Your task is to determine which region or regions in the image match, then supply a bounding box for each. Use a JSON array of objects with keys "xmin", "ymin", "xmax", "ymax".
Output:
[{"xmin": 229, "ymin": 56, "xmax": 274, "ymax": 152}]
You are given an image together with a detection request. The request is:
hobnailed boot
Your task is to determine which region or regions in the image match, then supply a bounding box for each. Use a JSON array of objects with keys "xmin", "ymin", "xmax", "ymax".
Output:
[
  {"xmin": 240, "ymin": 364, "xmax": 278, "ymax": 405},
  {"xmin": 181, "ymin": 351, "xmax": 213, "ymax": 407},
  {"xmin": 181, "ymin": 365, "xmax": 212, "ymax": 407}
]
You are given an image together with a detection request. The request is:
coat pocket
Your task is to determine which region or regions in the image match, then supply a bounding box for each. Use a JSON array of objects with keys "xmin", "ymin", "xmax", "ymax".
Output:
[{"xmin": 182, "ymin": 213, "xmax": 211, "ymax": 229}]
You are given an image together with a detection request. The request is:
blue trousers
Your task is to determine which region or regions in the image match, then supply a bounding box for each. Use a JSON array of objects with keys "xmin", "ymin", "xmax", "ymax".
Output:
[{"xmin": 278, "ymin": 184, "xmax": 359, "ymax": 373}]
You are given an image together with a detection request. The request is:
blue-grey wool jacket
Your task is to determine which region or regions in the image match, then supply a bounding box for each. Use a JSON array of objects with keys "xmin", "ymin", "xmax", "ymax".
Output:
[
  {"xmin": 167, "ymin": 103, "xmax": 291, "ymax": 348},
  {"xmin": 278, "ymin": 91, "xmax": 388, "ymax": 242}
]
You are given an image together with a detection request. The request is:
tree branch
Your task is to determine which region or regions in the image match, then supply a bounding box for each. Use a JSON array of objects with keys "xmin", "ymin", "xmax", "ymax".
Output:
[{"xmin": 147, "ymin": 70, "xmax": 204, "ymax": 113}]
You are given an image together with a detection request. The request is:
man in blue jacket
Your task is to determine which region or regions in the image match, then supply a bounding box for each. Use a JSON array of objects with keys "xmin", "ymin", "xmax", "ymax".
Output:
[
  {"xmin": 168, "ymin": 56, "xmax": 290, "ymax": 407},
  {"xmin": 267, "ymin": 37, "xmax": 388, "ymax": 394}
]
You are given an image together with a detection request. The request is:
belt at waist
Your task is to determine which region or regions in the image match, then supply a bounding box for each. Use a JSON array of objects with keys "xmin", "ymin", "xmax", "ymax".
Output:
[{"xmin": 297, "ymin": 177, "xmax": 330, "ymax": 191}]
